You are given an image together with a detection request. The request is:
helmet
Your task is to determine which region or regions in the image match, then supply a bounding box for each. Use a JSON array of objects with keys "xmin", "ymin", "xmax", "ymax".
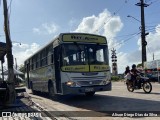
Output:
[
  {"xmin": 132, "ymin": 64, "xmax": 136, "ymax": 69},
  {"xmin": 126, "ymin": 66, "xmax": 129, "ymax": 69}
]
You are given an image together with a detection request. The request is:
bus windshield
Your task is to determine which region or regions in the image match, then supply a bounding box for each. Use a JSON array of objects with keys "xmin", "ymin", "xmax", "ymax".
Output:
[{"xmin": 62, "ymin": 43, "xmax": 108, "ymax": 66}]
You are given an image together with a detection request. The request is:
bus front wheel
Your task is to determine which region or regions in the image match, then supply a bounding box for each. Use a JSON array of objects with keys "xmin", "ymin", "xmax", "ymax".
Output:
[{"xmin": 85, "ymin": 92, "xmax": 95, "ymax": 96}]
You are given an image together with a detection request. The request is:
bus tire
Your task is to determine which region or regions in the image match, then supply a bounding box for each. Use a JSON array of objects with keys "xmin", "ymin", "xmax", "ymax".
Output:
[
  {"xmin": 30, "ymin": 82, "xmax": 37, "ymax": 95},
  {"xmin": 48, "ymin": 83, "xmax": 55, "ymax": 99},
  {"xmin": 85, "ymin": 92, "xmax": 95, "ymax": 96}
]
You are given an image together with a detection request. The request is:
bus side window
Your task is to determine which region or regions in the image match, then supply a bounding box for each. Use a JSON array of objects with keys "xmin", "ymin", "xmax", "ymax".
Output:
[
  {"xmin": 36, "ymin": 53, "xmax": 40, "ymax": 68},
  {"xmin": 51, "ymin": 53, "xmax": 54, "ymax": 63},
  {"xmin": 47, "ymin": 45, "xmax": 53, "ymax": 65},
  {"xmin": 40, "ymin": 49, "xmax": 46, "ymax": 66}
]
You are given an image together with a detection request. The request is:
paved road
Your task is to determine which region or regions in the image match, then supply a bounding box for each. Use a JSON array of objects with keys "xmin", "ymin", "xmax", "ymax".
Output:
[{"xmin": 28, "ymin": 82, "xmax": 160, "ymax": 120}]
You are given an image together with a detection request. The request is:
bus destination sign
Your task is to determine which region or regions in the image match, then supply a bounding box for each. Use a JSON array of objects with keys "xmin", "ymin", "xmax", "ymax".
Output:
[{"xmin": 62, "ymin": 34, "xmax": 107, "ymax": 44}]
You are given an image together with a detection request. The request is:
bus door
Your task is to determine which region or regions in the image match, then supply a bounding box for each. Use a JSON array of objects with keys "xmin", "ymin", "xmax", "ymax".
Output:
[
  {"xmin": 26, "ymin": 63, "xmax": 30, "ymax": 89},
  {"xmin": 54, "ymin": 46, "xmax": 62, "ymax": 93}
]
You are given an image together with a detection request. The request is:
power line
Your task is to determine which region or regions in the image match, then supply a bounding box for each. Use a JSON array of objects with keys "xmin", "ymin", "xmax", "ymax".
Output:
[
  {"xmin": 113, "ymin": 31, "xmax": 141, "ymax": 39},
  {"xmin": 109, "ymin": 32, "xmax": 141, "ymax": 50},
  {"xmin": 95, "ymin": 0, "xmax": 128, "ymax": 33},
  {"xmin": 146, "ymin": 45, "xmax": 153, "ymax": 56},
  {"xmin": 145, "ymin": 25, "xmax": 157, "ymax": 28},
  {"xmin": 145, "ymin": 25, "xmax": 160, "ymax": 32},
  {"xmin": 149, "ymin": 0, "xmax": 160, "ymax": 5}
]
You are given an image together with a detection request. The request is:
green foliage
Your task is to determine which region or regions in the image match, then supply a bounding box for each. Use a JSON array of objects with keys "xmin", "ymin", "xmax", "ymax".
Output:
[
  {"xmin": 18, "ymin": 64, "xmax": 25, "ymax": 80},
  {"xmin": 137, "ymin": 63, "xmax": 142, "ymax": 68},
  {"xmin": 19, "ymin": 64, "xmax": 25, "ymax": 73},
  {"xmin": 111, "ymin": 76, "xmax": 120, "ymax": 81}
]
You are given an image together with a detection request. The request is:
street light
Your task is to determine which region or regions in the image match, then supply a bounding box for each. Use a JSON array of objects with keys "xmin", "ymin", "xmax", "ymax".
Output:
[
  {"xmin": 127, "ymin": 15, "xmax": 141, "ymax": 23},
  {"xmin": 127, "ymin": 14, "xmax": 149, "ymax": 68},
  {"xmin": 12, "ymin": 41, "xmax": 21, "ymax": 45}
]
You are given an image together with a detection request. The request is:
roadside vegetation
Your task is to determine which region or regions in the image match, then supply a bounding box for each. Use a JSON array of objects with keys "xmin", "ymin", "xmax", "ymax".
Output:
[{"xmin": 111, "ymin": 75, "xmax": 124, "ymax": 82}]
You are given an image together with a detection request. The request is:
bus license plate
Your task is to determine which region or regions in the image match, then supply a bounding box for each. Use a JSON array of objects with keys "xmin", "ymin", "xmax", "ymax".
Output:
[{"xmin": 85, "ymin": 88, "xmax": 94, "ymax": 92}]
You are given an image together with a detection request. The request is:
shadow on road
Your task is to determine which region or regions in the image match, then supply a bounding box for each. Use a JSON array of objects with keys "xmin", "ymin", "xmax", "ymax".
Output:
[
  {"xmin": 36, "ymin": 92, "xmax": 160, "ymax": 112},
  {"xmin": 134, "ymin": 91, "xmax": 160, "ymax": 95}
]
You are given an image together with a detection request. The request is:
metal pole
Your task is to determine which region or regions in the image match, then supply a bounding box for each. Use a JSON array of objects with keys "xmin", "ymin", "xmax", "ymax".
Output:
[
  {"xmin": 141, "ymin": 0, "xmax": 147, "ymax": 67},
  {"xmin": 3, "ymin": 0, "xmax": 16, "ymax": 104},
  {"xmin": 1, "ymin": 61, "xmax": 4, "ymax": 81},
  {"xmin": 157, "ymin": 60, "xmax": 160, "ymax": 83},
  {"xmin": 136, "ymin": 0, "xmax": 149, "ymax": 67},
  {"xmin": 15, "ymin": 58, "xmax": 18, "ymax": 85}
]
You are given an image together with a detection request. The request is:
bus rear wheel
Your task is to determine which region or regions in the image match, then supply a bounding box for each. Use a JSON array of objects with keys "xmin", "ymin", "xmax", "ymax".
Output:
[
  {"xmin": 85, "ymin": 92, "xmax": 95, "ymax": 96},
  {"xmin": 48, "ymin": 84, "xmax": 56, "ymax": 99},
  {"xmin": 30, "ymin": 82, "xmax": 37, "ymax": 95}
]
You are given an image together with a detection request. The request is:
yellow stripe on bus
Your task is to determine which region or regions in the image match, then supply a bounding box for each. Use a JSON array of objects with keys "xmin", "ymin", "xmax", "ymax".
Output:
[
  {"xmin": 90, "ymin": 65, "xmax": 110, "ymax": 72},
  {"xmin": 61, "ymin": 65, "xmax": 109, "ymax": 72},
  {"xmin": 61, "ymin": 65, "xmax": 89, "ymax": 72}
]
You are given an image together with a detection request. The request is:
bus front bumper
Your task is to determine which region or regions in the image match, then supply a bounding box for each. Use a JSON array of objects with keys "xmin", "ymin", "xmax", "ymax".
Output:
[{"xmin": 62, "ymin": 82, "xmax": 112, "ymax": 95}]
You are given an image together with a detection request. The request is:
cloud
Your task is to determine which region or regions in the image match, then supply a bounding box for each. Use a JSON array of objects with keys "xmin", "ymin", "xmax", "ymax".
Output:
[
  {"xmin": 33, "ymin": 23, "xmax": 59, "ymax": 35},
  {"xmin": 69, "ymin": 18, "xmax": 78, "ymax": 28},
  {"xmin": 12, "ymin": 43, "xmax": 40, "ymax": 66},
  {"xmin": 74, "ymin": 9, "xmax": 123, "ymax": 50},
  {"xmin": 116, "ymin": 51, "xmax": 143, "ymax": 73}
]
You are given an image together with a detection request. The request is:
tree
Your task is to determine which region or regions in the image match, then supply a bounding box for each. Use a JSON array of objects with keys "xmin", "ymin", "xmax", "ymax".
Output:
[
  {"xmin": 19, "ymin": 64, "xmax": 25, "ymax": 73},
  {"xmin": 18, "ymin": 64, "xmax": 25, "ymax": 79},
  {"xmin": 137, "ymin": 63, "xmax": 142, "ymax": 68}
]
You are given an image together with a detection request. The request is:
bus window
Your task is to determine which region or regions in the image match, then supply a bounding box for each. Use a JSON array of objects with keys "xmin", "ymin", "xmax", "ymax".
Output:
[
  {"xmin": 40, "ymin": 49, "xmax": 46, "ymax": 66},
  {"xmin": 62, "ymin": 44, "xmax": 86, "ymax": 66},
  {"xmin": 62, "ymin": 44, "xmax": 108, "ymax": 66},
  {"xmin": 96, "ymin": 49, "xmax": 105, "ymax": 63},
  {"xmin": 88, "ymin": 45, "xmax": 108, "ymax": 65},
  {"xmin": 47, "ymin": 45, "xmax": 53, "ymax": 65},
  {"xmin": 36, "ymin": 53, "xmax": 40, "ymax": 68}
]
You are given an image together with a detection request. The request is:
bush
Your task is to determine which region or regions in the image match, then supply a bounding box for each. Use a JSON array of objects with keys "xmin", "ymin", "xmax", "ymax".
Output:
[{"xmin": 111, "ymin": 76, "xmax": 120, "ymax": 81}]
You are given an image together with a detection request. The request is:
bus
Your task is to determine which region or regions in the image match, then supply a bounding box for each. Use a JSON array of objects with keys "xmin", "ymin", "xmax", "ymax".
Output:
[{"xmin": 24, "ymin": 33, "xmax": 111, "ymax": 97}]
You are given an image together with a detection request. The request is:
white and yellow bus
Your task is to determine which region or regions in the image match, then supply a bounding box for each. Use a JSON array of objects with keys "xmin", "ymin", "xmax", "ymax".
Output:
[{"xmin": 24, "ymin": 33, "xmax": 111, "ymax": 97}]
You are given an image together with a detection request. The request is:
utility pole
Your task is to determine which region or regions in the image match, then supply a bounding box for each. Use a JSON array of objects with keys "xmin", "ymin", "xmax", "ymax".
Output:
[
  {"xmin": 3, "ymin": 0, "xmax": 16, "ymax": 104},
  {"xmin": 111, "ymin": 48, "xmax": 118, "ymax": 76},
  {"xmin": 136, "ymin": 0, "xmax": 149, "ymax": 67}
]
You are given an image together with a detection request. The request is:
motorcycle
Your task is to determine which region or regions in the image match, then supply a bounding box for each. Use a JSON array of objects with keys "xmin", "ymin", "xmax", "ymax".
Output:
[{"xmin": 126, "ymin": 73, "xmax": 152, "ymax": 93}]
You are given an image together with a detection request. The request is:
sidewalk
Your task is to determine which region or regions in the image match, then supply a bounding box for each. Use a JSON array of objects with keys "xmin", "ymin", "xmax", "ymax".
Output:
[{"xmin": 0, "ymin": 92, "xmax": 51, "ymax": 120}]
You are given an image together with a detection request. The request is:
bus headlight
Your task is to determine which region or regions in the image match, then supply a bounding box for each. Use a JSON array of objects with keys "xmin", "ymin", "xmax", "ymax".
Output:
[
  {"xmin": 100, "ymin": 80, "xmax": 110, "ymax": 85},
  {"xmin": 100, "ymin": 80, "xmax": 106, "ymax": 85},
  {"xmin": 103, "ymin": 80, "xmax": 106, "ymax": 85},
  {"xmin": 66, "ymin": 81, "xmax": 74, "ymax": 86},
  {"xmin": 66, "ymin": 81, "xmax": 80, "ymax": 87}
]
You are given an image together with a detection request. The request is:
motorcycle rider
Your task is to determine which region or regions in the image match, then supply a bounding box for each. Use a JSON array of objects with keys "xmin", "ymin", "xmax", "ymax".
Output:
[
  {"xmin": 124, "ymin": 66, "xmax": 131, "ymax": 80},
  {"xmin": 130, "ymin": 64, "xmax": 140, "ymax": 88},
  {"xmin": 124, "ymin": 66, "xmax": 130, "ymax": 75}
]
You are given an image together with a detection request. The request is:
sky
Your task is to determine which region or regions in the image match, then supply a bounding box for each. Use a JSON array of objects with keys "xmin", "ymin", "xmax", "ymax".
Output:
[{"xmin": 0, "ymin": 0, "xmax": 160, "ymax": 73}]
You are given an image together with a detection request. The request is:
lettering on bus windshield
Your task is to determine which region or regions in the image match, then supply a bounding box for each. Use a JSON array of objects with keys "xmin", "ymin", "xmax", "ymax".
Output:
[
  {"xmin": 90, "ymin": 65, "xmax": 109, "ymax": 72},
  {"xmin": 71, "ymin": 35, "xmax": 98, "ymax": 41},
  {"xmin": 62, "ymin": 34, "xmax": 107, "ymax": 44}
]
